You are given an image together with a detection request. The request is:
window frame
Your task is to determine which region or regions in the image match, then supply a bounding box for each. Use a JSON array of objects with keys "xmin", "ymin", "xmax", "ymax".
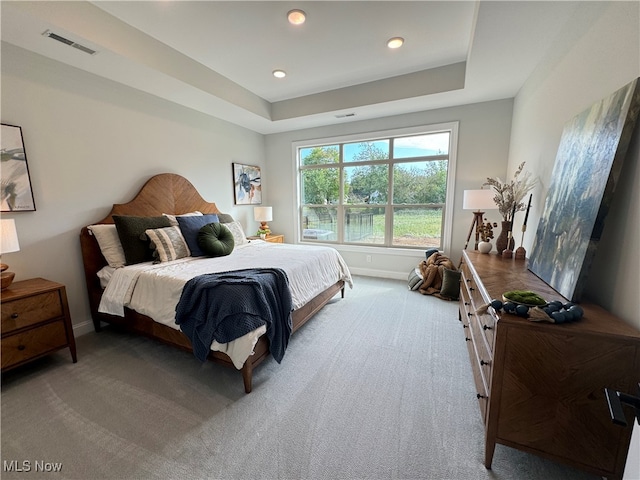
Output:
[{"xmin": 293, "ymin": 122, "xmax": 458, "ymax": 252}]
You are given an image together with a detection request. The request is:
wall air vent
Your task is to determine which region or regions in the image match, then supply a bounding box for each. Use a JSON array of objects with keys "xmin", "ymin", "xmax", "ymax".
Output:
[
  {"xmin": 42, "ymin": 30, "xmax": 97, "ymax": 56},
  {"xmin": 335, "ymin": 113, "xmax": 356, "ymax": 118}
]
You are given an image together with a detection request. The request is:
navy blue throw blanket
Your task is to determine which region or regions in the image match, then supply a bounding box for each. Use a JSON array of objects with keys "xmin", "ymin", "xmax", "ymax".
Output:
[{"xmin": 175, "ymin": 268, "xmax": 292, "ymax": 364}]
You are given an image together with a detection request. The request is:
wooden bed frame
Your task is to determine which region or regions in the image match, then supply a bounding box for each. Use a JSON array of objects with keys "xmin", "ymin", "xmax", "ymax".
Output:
[{"xmin": 79, "ymin": 173, "xmax": 345, "ymax": 393}]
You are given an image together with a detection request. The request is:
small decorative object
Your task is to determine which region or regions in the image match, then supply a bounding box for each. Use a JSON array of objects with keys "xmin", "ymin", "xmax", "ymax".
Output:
[
  {"xmin": 502, "ymin": 290, "xmax": 547, "ymax": 306},
  {"xmin": 1, "ymin": 124, "xmax": 36, "ymax": 212},
  {"xmin": 233, "ymin": 163, "xmax": 262, "ymax": 205},
  {"xmin": 477, "ymin": 218, "xmax": 497, "ymax": 253},
  {"xmin": 501, "ymin": 233, "xmax": 513, "ymax": 258},
  {"xmin": 529, "ymin": 77, "xmax": 640, "ymax": 302},
  {"xmin": 478, "ymin": 241, "xmax": 492, "ymax": 254},
  {"xmin": 488, "ymin": 293, "xmax": 584, "ymax": 323},
  {"xmin": 515, "ymin": 193, "xmax": 532, "ymax": 259},
  {"xmin": 0, "ymin": 218, "xmax": 20, "ymax": 290},
  {"xmin": 254, "ymin": 206, "xmax": 272, "ymax": 235},
  {"xmin": 260, "ymin": 233, "xmax": 266, "ymax": 240},
  {"xmin": 484, "ymin": 162, "xmax": 536, "ymax": 253}
]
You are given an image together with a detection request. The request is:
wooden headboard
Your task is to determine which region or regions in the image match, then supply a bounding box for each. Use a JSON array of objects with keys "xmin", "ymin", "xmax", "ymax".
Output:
[
  {"xmin": 79, "ymin": 173, "xmax": 222, "ymax": 322},
  {"xmin": 90, "ymin": 173, "xmax": 221, "ymax": 224}
]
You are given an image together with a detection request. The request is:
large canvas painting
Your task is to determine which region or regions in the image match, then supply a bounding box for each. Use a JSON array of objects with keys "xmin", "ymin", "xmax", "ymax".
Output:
[
  {"xmin": 232, "ymin": 163, "xmax": 262, "ymax": 205},
  {"xmin": 1, "ymin": 124, "xmax": 36, "ymax": 212},
  {"xmin": 529, "ymin": 78, "xmax": 640, "ymax": 301}
]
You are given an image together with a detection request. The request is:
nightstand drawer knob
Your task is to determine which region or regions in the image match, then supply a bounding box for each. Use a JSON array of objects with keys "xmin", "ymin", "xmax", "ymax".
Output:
[
  {"xmin": 465, "ymin": 337, "xmax": 471, "ymax": 342},
  {"xmin": 17, "ymin": 345, "xmax": 26, "ymax": 351},
  {"xmin": 483, "ymin": 325, "xmax": 493, "ymax": 331},
  {"xmin": 477, "ymin": 393, "xmax": 487, "ymax": 399},
  {"xmin": 480, "ymin": 360, "xmax": 491, "ymax": 366},
  {"xmin": 11, "ymin": 313, "xmax": 19, "ymax": 319}
]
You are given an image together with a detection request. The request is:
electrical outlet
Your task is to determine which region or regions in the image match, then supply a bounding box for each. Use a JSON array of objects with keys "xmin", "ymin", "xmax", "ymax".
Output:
[{"xmin": 366, "ymin": 255, "xmax": 372, "ymax": 263}]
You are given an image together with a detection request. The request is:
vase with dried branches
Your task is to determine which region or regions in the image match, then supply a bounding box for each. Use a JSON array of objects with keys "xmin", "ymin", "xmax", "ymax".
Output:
[{"xmin": 484, "ymin": 162, "xmax": 536, "ymax": 253}]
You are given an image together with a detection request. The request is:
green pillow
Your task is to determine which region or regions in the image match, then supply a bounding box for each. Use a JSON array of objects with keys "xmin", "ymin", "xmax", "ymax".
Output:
[
  {"xmin": 113, "ymin": 215, "xmax": 172, "ymax": 265},
  {"xmin": 440, "ymin": 268, "xmax": 461, "ymax": 300},
  {"xmin": 197, "ymin": 223, "xmax": 235, "ymax": 257}
]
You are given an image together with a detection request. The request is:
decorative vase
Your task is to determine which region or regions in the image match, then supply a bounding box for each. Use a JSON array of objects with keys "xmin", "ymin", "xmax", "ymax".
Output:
[
  {"xmin": 478, "ymin": 241, "xmax": 492, "ymax": 254},
  {"xmin": 495, "ymin": 221, "xmax": 515, "ymax": 253}
]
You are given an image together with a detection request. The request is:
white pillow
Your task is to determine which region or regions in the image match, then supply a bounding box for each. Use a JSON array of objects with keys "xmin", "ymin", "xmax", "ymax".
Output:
[
  {"xmin": 224, "ymin": 220, "xmax": 249, "ymax": 246},
  {"xmin": 162, "ymin": 211, "xmax": 203, "ymax": 226},
  {"xmin": 88, "ymin": 224, "xmax": 126, "ymax": 267}
]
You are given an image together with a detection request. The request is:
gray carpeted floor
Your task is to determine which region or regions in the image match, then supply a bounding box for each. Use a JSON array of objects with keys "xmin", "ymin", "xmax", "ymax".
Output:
[{"xmin": 1, "ymin": 276, "xmax": 598, "ymax": 480}]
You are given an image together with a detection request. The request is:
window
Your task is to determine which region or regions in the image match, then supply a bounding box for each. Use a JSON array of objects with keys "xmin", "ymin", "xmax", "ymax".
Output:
[{"xmin": 297, "ymin": 123, "xmax": 457, "ymax": 251}]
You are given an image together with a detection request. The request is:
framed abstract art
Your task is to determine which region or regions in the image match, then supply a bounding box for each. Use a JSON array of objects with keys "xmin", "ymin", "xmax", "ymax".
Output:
[
  {"xmin": 232, "ymin": 163, "xmax": 262, "ymax": 205},
  {"xmin": 529, "ymin": 78, "xmax": 640, "ymax": 301},
  {"xmin": 1, "ymin": 123, "xmax": 36, "ymax": 212}
]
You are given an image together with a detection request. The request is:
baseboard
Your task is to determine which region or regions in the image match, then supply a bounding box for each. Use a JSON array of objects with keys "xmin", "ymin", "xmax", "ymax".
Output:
[
  {"xmin": 73, "ymin": 319, "xmax": 96, "ymax": 337},
  {"xmin": 348, "ymin": 267, "xmax": 406, "ymax": 281}
]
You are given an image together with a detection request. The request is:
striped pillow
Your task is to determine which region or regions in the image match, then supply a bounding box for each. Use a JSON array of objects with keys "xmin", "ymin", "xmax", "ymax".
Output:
[{"xmin": 145, "ymin": 226, "xmax": 190, "ymax": 263}]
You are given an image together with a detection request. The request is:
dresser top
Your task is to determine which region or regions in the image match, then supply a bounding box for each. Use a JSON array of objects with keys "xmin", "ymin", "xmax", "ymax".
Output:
[{"xmin": 461, "ymin": 250, "xmax": 640, "ymax": 342}]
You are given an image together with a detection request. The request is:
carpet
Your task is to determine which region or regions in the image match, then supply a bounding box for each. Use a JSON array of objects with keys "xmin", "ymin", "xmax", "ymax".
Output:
[{"xmin": 1, "ymin": 276, "xmax": 598, "ymax": 479}]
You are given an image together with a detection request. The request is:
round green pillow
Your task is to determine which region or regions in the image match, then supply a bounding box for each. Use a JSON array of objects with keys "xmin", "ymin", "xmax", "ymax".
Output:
[{"xmin": 197, "ymin": 223, "xmax": 235, "ymax": 257}]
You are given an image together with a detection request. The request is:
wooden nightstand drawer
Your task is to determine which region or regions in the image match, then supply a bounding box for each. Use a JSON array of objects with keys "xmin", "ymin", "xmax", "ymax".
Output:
[
  {"xmin": 1, "ymin": 278, "xmax": 77, "ymax": 372},
  {"xmin": 1, "ymin": 290, "xmax": 63, "ymax": 333},
  {"xmin": 1, "ymin": 320, "xmax": 67, "ymax": 370}
]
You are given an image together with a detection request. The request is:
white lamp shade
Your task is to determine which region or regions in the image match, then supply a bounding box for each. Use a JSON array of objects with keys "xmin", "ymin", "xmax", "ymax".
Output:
[
  {"xmin": 463, "ymin": 189, "xmax": 496, "ymax": 211},
  {"xmin": 254, "ymin": 206, "xmax": 273, "ymax": 222},
  {"xmin": 0, "ymin": 219, "xmax": 20, "ymax": 254}
]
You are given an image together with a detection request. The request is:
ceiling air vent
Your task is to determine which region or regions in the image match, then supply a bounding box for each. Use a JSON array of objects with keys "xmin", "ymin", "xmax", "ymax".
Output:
[{"xmin": 42, "ymin": 30, "xmax": 97, "ymax": 56}]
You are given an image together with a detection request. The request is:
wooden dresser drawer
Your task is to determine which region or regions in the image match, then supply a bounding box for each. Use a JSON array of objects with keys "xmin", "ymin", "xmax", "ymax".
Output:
[
  {"xmin": 1, "ymin": 320, "xmax": 67, "ymax": 369},
  {"xmin": 1, "ymin": 290, "xmax": 63, "ymax": 334}
]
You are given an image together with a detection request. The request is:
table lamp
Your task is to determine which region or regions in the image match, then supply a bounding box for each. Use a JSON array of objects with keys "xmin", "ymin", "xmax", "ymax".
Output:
[
  {"xmin": 463, "ymin": 189, "xmax": 496, "ymax": 250},
  {"xmin": 254, "ymin": 206, "xmax": 273, "ymax": 235},
  {"xmin": 1, "ymin": 218, "xmax": 20, "ymax": 290}
]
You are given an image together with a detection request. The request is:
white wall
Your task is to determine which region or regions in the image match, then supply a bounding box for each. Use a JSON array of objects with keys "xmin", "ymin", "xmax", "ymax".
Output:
[
  {"xmin": 508, "ymin": 1, "xmax": 640, "ymax": 329},
  {"xmin": 1, "ymin": 43, "xmax": 266, "ymax": 335},
  {"xmin": 265, "ymin": 99, "xmax": 513, "ymax": 278}
]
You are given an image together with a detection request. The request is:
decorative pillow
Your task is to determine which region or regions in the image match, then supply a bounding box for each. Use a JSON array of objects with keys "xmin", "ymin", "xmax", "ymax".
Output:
[
  {"xmin": 217, "ymin": 213, "xmax": 235, "ymax": 224},
  {"xmin": 163, "ymin": 211, "xmax": 202, "ymax": 227},
  {"xmin": 113, "ymin": 215, "xmax": 172, "ymax": 265},
  {"xmin": 176, "ymin": 214, "xmax": 220, "ymax": 257},
  {"xmin": 145, "ymin": 226, "xmax": 190, "ymax": 263},
  {"xmin": 407, "ymin": 267, "xmax": 423, "ymax": 291},
  {"xmin": 224, "ymin": 220, "xmax": 249, "ymax": 246},
  {"xmin": 88, "ymin": 224, "xmax": 126, "ymax": 267},
  {"xmin": 440, "ymin": 268, "xmax": 461, "ymax": 300},
  {"xmin": 197, "ymin": 223, "xmax": 235, "ymax": 257},
  {"xmin": 425, "ymin": 248, "xmax": 439, "ymax": 260}
]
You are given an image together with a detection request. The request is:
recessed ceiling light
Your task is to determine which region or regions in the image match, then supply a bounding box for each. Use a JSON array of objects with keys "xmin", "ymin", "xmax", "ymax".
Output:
[
  {"xmin": 387, "ymin": 37, "xmax": 404, "ymax": 49},
  {"xmin": 273, "ymin": 70, "xmax": 286, "ymax": 79},
  {"xmin": 287, "ymin": 9, "xmax": 306, "ymax": 25}
]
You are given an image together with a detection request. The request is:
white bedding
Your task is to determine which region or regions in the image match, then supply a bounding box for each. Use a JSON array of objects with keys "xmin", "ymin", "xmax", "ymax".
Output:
[{"xmin": 98, "ymin": 240, "xmax": 352, "ymax": 368}]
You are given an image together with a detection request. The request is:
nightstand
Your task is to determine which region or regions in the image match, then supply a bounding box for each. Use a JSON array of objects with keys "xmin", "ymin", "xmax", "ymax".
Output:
[
  {"xmin": 1, "ymin": 278, "xmax": 77, "ymax": 371},
  {"xmin": 248, "ymin": 234, "xmax": 284, "ymax": 243}
]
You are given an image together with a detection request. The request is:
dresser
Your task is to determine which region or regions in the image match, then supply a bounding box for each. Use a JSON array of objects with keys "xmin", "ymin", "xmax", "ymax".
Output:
[
  {"xmin": 1, "ymin": 278, "xmax": 77, "ymax": 371},
  {"xmin": 459, "ymin": 250, "xmax": 640, "ymax": 479}
]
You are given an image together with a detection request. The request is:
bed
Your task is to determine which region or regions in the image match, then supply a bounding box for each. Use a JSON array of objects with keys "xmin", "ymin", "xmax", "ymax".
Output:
[{"xmin": 80, "ymin": 173, "xmax": 352, "ymax": 393}]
